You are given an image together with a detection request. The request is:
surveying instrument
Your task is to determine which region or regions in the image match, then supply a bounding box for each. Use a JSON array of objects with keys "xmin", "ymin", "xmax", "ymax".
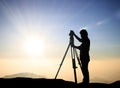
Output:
[{"xmin": 55, "ymin": 30, "xmax": 82, "ymax": 84}]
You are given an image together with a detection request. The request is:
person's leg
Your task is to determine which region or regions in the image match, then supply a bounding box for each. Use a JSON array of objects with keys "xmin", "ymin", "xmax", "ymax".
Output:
[{"xmin": 81, "ymin": 61, "xmax": 89, "ymax": 84}]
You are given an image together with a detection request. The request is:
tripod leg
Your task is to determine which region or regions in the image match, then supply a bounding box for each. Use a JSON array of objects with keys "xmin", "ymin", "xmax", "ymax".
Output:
[
  {"xmin": 74, "ymin": 48, "xmax": 82, "ymax": 69},
  {"xmin": 71, "ymin": 47, "xmax": 77, "ymax": 84},
  {"xmin": 55, "ymin": 43, "xmax": 70, "ymax": 79}
]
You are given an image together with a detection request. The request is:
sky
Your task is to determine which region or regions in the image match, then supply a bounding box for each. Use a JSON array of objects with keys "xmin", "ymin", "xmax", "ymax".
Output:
[{"xmin": 0, "ymin": 0, "xmax": 120, "ymax": 83}]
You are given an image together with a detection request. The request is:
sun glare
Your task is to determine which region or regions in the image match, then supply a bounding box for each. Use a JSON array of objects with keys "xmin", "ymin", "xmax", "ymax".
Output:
[{"xmin": 24, "ymin": 36, "xmax": 44, "ymax": 57}]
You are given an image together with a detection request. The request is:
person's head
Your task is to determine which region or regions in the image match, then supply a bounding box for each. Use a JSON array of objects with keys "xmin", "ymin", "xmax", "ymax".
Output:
[{"xmin": 80, "ymin": 29, "xmax": 88, "ymax": 38}]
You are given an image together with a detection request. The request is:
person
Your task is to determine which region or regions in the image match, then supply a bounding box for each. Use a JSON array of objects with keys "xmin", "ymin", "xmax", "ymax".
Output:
[{"xmin": 71, "ymin": 29, "xmax": 90, "ymax": 84}]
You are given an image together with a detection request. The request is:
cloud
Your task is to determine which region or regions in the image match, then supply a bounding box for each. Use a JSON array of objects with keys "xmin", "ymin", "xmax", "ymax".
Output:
[
  {"xmin": 79, "ymin": 18, "xmax": 110, "ymax": 30},
  {"xmin": 116, "ymin": 10, "xmax": 120, "ymax": 19},
  {"xmin": 96, "ymin": 19, "xmax": 108, "ymax": 26}
]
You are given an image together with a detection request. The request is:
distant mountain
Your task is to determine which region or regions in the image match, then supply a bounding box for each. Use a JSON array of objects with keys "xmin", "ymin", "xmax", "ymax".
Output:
[{"xmin": 3, "ymin": 72, "xmax": 45, "ymax": 78}]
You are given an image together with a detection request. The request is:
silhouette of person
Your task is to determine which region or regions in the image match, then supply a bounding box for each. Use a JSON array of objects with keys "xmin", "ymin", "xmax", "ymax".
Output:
[{"xmin": 72, "ymin": 29, "xmax": 90, "ymax": 84}]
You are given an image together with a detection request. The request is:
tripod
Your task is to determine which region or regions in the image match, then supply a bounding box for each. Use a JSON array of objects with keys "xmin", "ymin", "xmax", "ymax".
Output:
[{"xmin": 55, "ymin": 36, "xmax": 82, "ymax": 84}]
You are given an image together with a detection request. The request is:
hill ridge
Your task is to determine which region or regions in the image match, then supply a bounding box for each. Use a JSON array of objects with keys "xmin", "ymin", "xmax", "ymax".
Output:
[{"xmin": 0, "ymin": 77, "xmax": 120, "ymax": 88}]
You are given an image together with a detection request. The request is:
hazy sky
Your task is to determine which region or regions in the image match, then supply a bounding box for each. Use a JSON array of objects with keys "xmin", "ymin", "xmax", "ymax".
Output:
[{"xmin": 0, "ymin": 0, "xmax": 120, "ymax": 83}]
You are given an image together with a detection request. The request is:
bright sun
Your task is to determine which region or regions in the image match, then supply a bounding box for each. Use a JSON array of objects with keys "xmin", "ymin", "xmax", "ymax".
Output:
[{"xmin": 24, "ymin": 36, "xmax": 44, "ymax": 57}]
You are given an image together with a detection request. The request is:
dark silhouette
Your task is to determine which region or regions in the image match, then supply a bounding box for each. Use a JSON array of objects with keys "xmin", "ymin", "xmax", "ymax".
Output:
[
  {"xmin": 55, "ymin": 30, "xmax": 85, "ymax": 84},
  {"xmin": 0, "ymin": 78, "xmax": 120, "ymax": 88},
  {"xmin": 72, "ymin": 29, "xmax": 90, "ymax": 84}
]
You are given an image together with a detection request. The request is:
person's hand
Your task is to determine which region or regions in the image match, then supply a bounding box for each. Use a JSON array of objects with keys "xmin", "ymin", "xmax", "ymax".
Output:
[{"xmin": 70, "ymin": 30, "xmax": 74, "ymax": 35}]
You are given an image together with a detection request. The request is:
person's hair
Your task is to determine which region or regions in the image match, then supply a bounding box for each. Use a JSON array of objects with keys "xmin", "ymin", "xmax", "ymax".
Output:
[{"xmin": 80, "ymin": 29, "xmax": 88, "ymax": 37}]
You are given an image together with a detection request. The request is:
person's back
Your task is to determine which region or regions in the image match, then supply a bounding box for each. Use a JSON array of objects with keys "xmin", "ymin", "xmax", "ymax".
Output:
[{"xmin": 80, "ymin": 31, "xmax": 90, "ymax": 62}]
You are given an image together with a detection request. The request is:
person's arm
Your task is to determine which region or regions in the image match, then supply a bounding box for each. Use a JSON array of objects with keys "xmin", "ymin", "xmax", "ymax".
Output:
[
  {"xmin": 73, "ymin": 33, "xmax": 82, "ymax": 42},
  {"xmin": 71, "ymin": 43, "xmax": 81, "ymax": 50},
  {"xmin": 73, "ymin": 45, "xmax": 80, "ymax": 50}
]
